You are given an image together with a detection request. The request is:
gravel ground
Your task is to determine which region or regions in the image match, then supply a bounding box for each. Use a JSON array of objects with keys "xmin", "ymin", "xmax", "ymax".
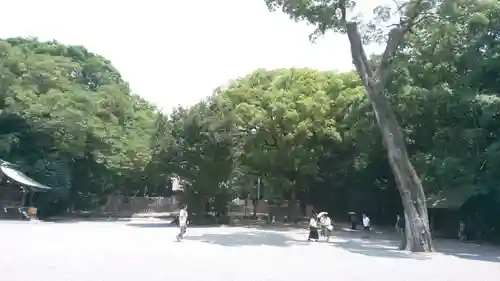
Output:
[{"xmin": 0, "ymin": 220, "xmax": 499, "ymax": 281}]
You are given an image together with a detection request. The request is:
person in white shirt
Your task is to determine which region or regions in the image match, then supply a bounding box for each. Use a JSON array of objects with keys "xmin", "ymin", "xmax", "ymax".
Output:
[
  {"xmin": 176, "ymin": 205, "xmax": 188, "ymax": 241},
  {"xmin": 308, "ymin": 213, "xmax": 319, "ymax": 241},
  {"xmin": 362, "ymin": 213, "xmax": 371, "ymax": 238},
  {"xmin": 323, "ymin": 215, "xmax": 333, "ymax": 241},
  {"xmin": 319, "ymin": 215, "xmax": 326, "ymax": 232},
  {"xmin": 320, "ymin": 215, "xmax": 333, "ymax": 241}
]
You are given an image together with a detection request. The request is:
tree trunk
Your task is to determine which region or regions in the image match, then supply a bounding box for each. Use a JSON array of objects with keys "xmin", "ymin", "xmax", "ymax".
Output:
[{"xmin": 345, "ymin": 22, "xmax": 433, "ymax": 252}]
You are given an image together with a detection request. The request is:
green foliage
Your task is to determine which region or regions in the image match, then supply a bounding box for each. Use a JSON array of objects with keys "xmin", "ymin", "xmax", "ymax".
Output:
[
  {"xmin": 0, "ymin": 37, "xmax": 162, "ymax": 214},
  {"xmin": 158, "ymin": 97, "xmax": 238, "ymax": 215},
  {"xmin": 219, "ymin": 68, "xmax": 344, "ymax": 196},
  {"xmin": 387, "ymin": 0, "xmax": 500, "ymax": 198},
  {"xmin": 3, "ymin": 1, "xmax": 500, "ymax": 236}
]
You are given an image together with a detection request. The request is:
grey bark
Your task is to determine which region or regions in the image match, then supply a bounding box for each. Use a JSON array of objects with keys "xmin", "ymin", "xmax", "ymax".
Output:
[{"xmin": 345, "ymin": 22, "xmax": 433, "ymax": 252}]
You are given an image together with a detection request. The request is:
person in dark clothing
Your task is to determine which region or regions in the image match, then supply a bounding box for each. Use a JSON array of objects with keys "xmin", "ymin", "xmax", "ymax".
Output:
[
  {"xmin": 349, "ymin": 212, "xmax": 357, "ymax": 230},
  {"xmin": 396, "ymin": 214, "xmax": 406, "ymax": 249},
  {"xmin": 458, "ymin": 220, "xmax": 466, "ymax": 241},
  {"xmin": 395, "ymin": 214, "xmax": 403, "ymax": 230}
]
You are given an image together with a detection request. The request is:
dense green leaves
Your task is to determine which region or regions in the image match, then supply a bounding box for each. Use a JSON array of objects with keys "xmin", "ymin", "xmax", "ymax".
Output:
[
  {"xmin": 2, "ymin": 1, "xmax": 500, "ymax": 240},
  {"xmin": 220, "ymin": 69, "xmax": 344, "ymax": 197},
  {"xmin": 0, "ymin": 38, "xmax": 161, "ymax": 213}
]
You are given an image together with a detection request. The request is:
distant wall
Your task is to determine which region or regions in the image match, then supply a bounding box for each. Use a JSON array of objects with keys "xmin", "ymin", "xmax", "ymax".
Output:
[
  {"xmin": 230, "ymin": 200, "xmax": 269, "ymax": 215},
  {"xmin": 229, "ymin": 200, "xmax": 311, "ymax": 221},
  {"xmin": 103, "ymin": 196, "xmax": 179, "ymax": 215}
]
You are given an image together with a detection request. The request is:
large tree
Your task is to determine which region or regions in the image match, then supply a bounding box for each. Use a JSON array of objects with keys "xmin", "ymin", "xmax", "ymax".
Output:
[
  {"xmin": 161, "ymin": 97, "xmax": 239, "ymax": 220},
  {"xmin": 219, "ymin": 68, "xmax": 343, "ymax": 219},
  {"xmin": 392, "ymin": 0, "xmax": 500, "ymax": 200},
  {"xmin": 0, "ymin": 37, "xmax": 162, "ymax": 214},
  {"xmin": 264, "ymin": 0, "xmax": 437, "ymax": 251}
]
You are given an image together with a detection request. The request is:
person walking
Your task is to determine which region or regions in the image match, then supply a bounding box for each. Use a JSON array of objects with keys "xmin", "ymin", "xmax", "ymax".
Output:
[
  {"xmin": 396, "ymin": 213, "xmax": 406, "ymax": 249},
  {"xmin": 176, "ymin": 205, "xmax": 188, "ymax": 242},
  {"xmin": 362, "ymin": 213, "xmax": 371, "ymax": 238},
  {"xmin": 349, "ymin": 212, "xmax": 357, "ymax": 230},
  {"xmin": 458, "ymin": 220, "xmax": 467, "ymax": 241},
  {"xmin": 322, "ymin": 215, "xmax": 333, "ymax": 241},
  {"xmin": 308, "ymin": 213, "xmax": 319, "ymax": 242},
  {"xmin": 319, "ymin": 213, "xmax": 327, "ymax": 237}
]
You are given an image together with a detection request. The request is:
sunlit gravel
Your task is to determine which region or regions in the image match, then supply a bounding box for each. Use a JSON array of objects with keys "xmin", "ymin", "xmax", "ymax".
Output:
[{"xmin": 1, "ymin": 220, "xmax": 499, "ymax": 281}]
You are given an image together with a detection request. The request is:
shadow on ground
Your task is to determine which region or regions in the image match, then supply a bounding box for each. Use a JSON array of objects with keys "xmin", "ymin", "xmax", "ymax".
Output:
[
  {"xmin": 183, "ymin": 228, "xmax": 427, "ymax": 260},
  {"xmin": 185, "ymin": 224, "xmax": 500, "ymax": 262},
  {"xmin": 40, "ymin": 218, "xmax": 130, "ymax": 223},
  {"xmin": 127, "ymin": 222, "xmax": 175, "ymax": 228},
  {"xmin": 233, "ymin": 220, "xmax": 310, "ymax": 232},
  {"xmin": 185, "ymin": 230, "xmax": 307, "ymax": 247},
  {"xmin": 122, "ymin": 219, "xmax": 499, "ymax": 263},
  {"xmin": 238, "ymin": 221, "xmax": 390, "ymax": 235},
  {"xmin": 329, "ymin": 228, "xmax": 500, "ymax": 263},
  {"xmin": 329, "ymin": 237, "xmax": 430, "ymax": 260},
  {"xmin": 435, "ymin": 239, "xmax": 500, "ymax": 263}
]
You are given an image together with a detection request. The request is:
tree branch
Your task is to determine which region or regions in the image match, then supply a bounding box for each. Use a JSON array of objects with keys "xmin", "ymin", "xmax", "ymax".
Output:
[
  {"xmin": 346, "ymin": 22, "xmax": 374, "ymax": 86},
  {"xmin": 374, "ymin": 27, "xmax": 405, "ymax": 89},
  {"xmin": 375, "ymin": 0, "xmax": 430, "ymax": 89},
  {"xmin": 392, "ymin": 0, "xmax": 405, "ymax": 14}
]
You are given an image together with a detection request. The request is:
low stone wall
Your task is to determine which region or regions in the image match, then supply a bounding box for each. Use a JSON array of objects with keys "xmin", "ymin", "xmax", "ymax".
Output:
[
  {"xmin": 229, "ymin": 201, "xmax": 312, "ymax": 221},
  {"xmin": 229, "ymin": 200, "xmax": 268, "ymax": 215},
  {"xmin": 103, "ymin": 196, "xmax": 179, "ymax": 215},
  {"xmin": 102, "ymin": 196, "xmax": 312, "ymax": 220}
]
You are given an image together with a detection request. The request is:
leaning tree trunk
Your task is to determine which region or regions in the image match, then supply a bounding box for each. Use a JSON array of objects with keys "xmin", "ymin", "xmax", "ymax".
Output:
[{"xmin": 346, "ymin": 22, "xmax": 433, "ymax": 252}]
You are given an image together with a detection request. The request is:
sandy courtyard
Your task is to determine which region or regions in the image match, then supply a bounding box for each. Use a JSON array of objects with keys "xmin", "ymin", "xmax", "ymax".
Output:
[{"xmin": 1, "ymin": 220, "xmax": 499, "ymax": 281}]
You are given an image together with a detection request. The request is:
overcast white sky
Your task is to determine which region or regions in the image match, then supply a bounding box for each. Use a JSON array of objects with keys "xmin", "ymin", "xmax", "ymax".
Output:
[{"xmin": 1, "ymin": 0, "xmax": 390, "ymax": 112}]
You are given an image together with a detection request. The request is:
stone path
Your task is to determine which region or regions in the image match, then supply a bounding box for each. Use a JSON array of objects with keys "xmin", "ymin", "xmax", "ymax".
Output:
[{"xmin": 0, "ymin": 220, "xmax": 499, "ymax": 281}]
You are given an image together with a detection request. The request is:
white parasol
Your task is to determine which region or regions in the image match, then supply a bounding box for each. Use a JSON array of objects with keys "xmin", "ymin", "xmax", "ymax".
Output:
[{"xmin": 317, "ymin": 212, "xmax": 328, "ymax": 218}]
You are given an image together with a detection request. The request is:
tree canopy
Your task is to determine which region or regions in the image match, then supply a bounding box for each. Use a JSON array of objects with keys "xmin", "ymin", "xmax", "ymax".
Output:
[{"xmin": 0, "ymin": 38, "xmax": 160, "ymax": 213}]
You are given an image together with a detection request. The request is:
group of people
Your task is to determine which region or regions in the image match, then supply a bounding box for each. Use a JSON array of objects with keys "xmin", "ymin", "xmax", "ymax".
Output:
[
  {"xmin": 308, "ymin": 211, "xmax": 334, "ymax": 241},
  {"xmin": 308, "ymin": 211, "xmax": 374, "ymax": 241},
  {"xmin": 176, "ymin": 205, "xmax": 377, "ymax": 243}
]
